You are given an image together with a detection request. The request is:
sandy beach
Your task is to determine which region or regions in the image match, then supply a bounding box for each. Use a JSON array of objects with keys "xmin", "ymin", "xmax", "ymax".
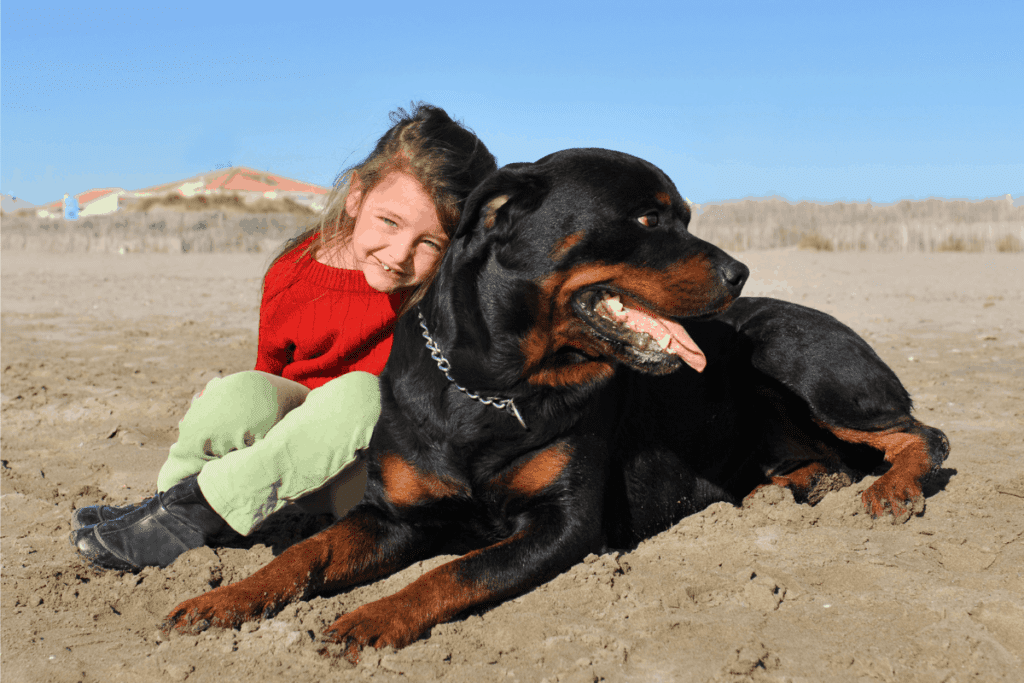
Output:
[{"xmin": 2, "ymin": 249, "xmax": 1022, "ymax": 682}]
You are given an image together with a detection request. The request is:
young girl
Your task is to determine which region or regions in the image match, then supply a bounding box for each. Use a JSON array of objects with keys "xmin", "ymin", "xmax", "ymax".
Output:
[{"xmin": 71, "ymin": 104, "xmax": 498, "ymax": 570}]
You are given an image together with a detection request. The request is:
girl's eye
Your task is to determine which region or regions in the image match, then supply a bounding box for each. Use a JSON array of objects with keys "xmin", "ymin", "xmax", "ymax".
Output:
[
  {"xmin": 637, "ymin": 212, "xmax": 659, "ymax": 228},
  {"xmin": 381, "ymin": 217, "xmax": 398, "ymax": 228},
  {"xmin": 423, "ymin": 240, "xmax": 443, "ymax": 252}
]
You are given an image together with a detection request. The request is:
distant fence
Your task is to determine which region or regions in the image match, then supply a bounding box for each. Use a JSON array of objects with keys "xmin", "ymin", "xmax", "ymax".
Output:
[
  {"xmin": 3, "ymin": 199, "xmax": 1023, "ymax": 253},
  {"xmin": 689, "ymin": 198, "xmax": 1024, "ymax": 252},
  {"xmin": 0, "ymin": 211, "xmax": 310, "ymax": 255},
  {"xmin": 691, "ymin": 220, "xmax": 1024, "ymax": 252}
]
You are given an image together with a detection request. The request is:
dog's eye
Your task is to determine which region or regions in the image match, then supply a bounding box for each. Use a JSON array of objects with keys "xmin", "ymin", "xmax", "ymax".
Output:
[{"xmin": 637, "ymin": 212, "xmax": 659, "ymax": 228}]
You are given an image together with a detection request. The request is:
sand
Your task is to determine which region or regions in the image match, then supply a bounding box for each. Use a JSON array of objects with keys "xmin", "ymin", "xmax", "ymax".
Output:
[{"xmin": 2, "ymin": 249, "xmax": 1022, "ymax": 682}]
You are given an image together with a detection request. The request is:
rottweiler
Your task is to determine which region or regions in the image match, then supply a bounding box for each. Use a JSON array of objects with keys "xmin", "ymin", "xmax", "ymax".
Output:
[{"xmin": 162, "ymin": 148, "xmax": 949, "ymax": 656}]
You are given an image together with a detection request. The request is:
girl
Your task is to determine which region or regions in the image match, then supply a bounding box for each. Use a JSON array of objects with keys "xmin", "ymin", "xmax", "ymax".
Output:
[{"xmin": 71, "ymin": 104, "xmax": 498, "ymax": 570}]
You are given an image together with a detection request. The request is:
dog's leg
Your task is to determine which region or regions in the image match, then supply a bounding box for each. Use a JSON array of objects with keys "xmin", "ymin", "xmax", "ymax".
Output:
[
  {"xmin": 822, "ymin": 418, "xmax": 949, "ymax": 523},
  {"xmin": 747, "ymin": 461, "xmax": 849, "ymax": 505},
  {"xmin": 722, "ymin": 298, "xmax": 949, "ymax": 521},
  {"xmin": 322, "ymin": 511, "xmax": 595, "ymax": 659},
  {"xmin": 745, "ymin": 385, "xmax": 852, "ymax": 505},
  {"xmin": 162, "ymin": 507, "xmax": 422, "ymax": 633}
]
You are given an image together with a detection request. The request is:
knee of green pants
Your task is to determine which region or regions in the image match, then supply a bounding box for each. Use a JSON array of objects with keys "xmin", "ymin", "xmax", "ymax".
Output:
[
  {"xmin": 281, "ymin": 371, "xmax": 382, "ymax": 462},
  {"xmin": 304, "ymin": 371, "xmax": 381, "ymax": 432},
  {"xmin": 156, "ymin": 371, "xmax": 307, "ymax": 491},
  {"xmin": 197, "ymin": 371, "xmax": 382, "ymax": 535},
  {"xmin": 297, "ymin": 371, "xmax": 380, "ymax": 486}
]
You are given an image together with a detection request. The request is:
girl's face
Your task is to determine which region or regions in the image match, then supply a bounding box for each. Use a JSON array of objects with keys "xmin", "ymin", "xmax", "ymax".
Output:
[{"xmin": 337, "ymin": 172, "xmax": 448, "ymax": 293}]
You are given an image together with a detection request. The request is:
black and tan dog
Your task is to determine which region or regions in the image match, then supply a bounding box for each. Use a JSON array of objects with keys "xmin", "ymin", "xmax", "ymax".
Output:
[{"xmin": 163, "ymin": 148, "xmax": 948, "ymax": 656}]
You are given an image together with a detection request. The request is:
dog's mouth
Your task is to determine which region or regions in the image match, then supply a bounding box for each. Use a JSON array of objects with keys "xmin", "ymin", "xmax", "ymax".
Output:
[{"xmin": 573, "ymin": 289, "xmax": 707, "ymax": 374}]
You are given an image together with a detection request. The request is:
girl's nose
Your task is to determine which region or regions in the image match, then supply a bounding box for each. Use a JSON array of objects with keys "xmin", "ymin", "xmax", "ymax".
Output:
[{"xmin": 384, "ymin": 240, "xmax": 416, "ymax": 270}]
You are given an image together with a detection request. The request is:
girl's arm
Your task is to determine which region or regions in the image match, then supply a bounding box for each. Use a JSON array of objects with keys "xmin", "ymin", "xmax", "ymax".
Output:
[
  {"xmin": 253, "ymin": 325, "xmax": 291, "ymax": 376},
  {"xmin": 253, "ymin": 271, "xmax": 293, "ymax": 376}
]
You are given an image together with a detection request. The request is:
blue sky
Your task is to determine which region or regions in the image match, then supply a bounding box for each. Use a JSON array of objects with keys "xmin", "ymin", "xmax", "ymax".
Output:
[{"xmin": 2, "ymin": 0, "xmax": 1021, "ymax": 206}]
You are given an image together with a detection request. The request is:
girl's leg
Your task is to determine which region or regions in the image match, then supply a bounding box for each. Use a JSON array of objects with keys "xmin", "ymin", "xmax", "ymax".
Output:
[
  {"xmin": 197, "ymin": 371, "xmax": 379, "ymax": 535},
  {"xmin": 156, "ymin": 371, "xmax": 311, "ymax": 492},
  {"xmin": 72, "ymin": 370, "xmax": 309, "ymax": 530},
  {"xmin": 73, "ymin": 371, "xmax": 380, "ymax": 569}
]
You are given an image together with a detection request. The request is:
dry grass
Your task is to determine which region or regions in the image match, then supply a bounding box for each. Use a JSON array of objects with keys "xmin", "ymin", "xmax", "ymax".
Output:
[
  {"xmin": 797, "ymin": 232, "xmax": 834, "ymax": 251},
  {"xmin": 128, "ymin": 193, "xmax": 315, "ymax": 215},
  {"xmin": 996, "ymin": 234, "xmax": 1023, "ymax": 252},
  {"xmin": 0, "ymin": 211, "xmax": 312, "ymax": 254},
  {"xmin": 0, "ymin": 209, "xmax": 41, "ymax": 218},
  {"xmin": 690, "ymin": 197, "xmax": 1023, "ymax": 252}
]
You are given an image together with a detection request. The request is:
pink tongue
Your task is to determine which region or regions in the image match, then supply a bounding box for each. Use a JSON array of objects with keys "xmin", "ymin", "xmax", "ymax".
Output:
[{"xmin": 621, "ymin": 306, "xmax": 707, "ymax": 373}]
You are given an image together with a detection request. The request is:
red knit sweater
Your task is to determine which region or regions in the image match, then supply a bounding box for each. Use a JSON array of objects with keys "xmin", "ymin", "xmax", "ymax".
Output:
[{"xmin": 254, "ymin": 240, "xmax": 408, "ymax": 389}]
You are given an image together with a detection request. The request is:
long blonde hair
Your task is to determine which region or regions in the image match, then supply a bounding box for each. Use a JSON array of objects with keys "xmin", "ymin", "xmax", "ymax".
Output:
[{"xmin": 267, "ymin": 103, "xmax": 497, "ymax": 314}]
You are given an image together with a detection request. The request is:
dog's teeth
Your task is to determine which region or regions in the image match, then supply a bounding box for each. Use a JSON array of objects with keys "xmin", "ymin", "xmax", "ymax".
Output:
[
  {"xmin": 602, "ymin": 295, "xmax": 627, "ymax": 321},
  {"xmin": 657, "ymin": 333, "xmax": 671, "ymax": 350},
  {"xmin": 596, "ymin": 300, "xmax": 618, "ymax": 322}
]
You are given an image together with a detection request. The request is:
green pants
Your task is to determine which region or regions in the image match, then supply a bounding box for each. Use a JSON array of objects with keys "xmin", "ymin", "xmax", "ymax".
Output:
[{"xmin": 156, "ymin": 370, "xmax": 379, "ymax": 535}]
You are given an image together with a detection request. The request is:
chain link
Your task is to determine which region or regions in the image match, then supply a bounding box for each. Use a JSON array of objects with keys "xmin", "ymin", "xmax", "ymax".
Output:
[{"xmin": 418, "ymin": 312, "xmax": 527, "ymax": 429}]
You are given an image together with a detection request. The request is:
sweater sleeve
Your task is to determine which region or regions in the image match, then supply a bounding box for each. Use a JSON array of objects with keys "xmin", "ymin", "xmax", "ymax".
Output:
[
  {"xmin": 252, "ymin": 288, "xmax": 290, "ymax": 376},
  {"xmin": 253, "ymin": 256, "xmax": 295, "ymax": 375}
]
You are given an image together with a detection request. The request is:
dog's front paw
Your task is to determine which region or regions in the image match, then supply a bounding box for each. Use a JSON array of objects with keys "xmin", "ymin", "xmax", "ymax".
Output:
[
  {"xmin": 320, "ymin": 598, "xmax": 426, "ymax": 663},
  {"xmin": 861, "ymin": 473, "xmax": 925, "ymax": 523},
  {"xmin": 162, "ymin": 585, "xmax": 266, "ymax": 634}
]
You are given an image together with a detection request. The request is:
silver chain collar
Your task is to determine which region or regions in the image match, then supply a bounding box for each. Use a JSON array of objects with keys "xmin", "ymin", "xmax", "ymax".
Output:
[{"xmin": 417, "ymin": 312, "xmax": 527, "ymax": 430}]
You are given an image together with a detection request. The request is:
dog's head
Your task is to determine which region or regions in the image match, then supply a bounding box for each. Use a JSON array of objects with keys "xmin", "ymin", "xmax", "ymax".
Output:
[{"xmin": 430, "ymin": 148, "xmax": 748, "ymax": 391}]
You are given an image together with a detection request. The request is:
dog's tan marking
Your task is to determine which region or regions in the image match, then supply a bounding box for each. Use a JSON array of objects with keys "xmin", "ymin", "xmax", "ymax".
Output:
[
  {"xmin": 823, "ymin": 422, "xmax": 934, "ymax": 520},
  {"xmin": 750, "ymin": 462, "xmax": 830, "ymax": 497},
  {"xmin": 530, "ymin": 362, "xmax": 616, "ymax": 388},
  {"xmin": 380, "ymin": 452, "xmax": 464, "ymax": 507},
  {"xmin": 481, "ymin": 195, "xmax": 510, "ymax": 229},
  {"xmin": 550, "ymin": 231, "xmax": 585, "ymax": 261},
  {"xmin": 507, "ymin": 443, "xmax": 573, "ymax": 495}
]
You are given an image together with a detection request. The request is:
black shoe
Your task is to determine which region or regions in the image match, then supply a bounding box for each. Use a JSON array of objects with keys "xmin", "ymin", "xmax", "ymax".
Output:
[
  {"xmin": 70, "ymin": 476, "xmax": 226, "ymax": 570},
  {"xmin": 72, "ymin": 499, "xmax": 147, "ymax": 530}
]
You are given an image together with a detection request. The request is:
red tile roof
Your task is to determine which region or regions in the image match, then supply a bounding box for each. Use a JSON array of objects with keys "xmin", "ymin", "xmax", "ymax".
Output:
[
  {"xmin": 43, "ymin": 167, "xmax": 329, "ymax": 210},
  {"xmin": 40, "ymin": 187, "xmax": 123, "ymax": 211},
  {"xmin": 134, "ymin": 166, "xmax": 328, "ymax": 197},
  {"xmin": 76, "ymin": 188, "xmax": 122, "ymax": 205}
]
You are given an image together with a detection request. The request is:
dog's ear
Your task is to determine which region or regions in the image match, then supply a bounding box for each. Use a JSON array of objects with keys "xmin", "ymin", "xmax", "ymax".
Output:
[
  {"xmin": 454, "ymin": 162, "xmax": 550, "ymax": 242},
  {"xmin": 479, "ymin": 195, "xmax": 511, "ymax": 230}
]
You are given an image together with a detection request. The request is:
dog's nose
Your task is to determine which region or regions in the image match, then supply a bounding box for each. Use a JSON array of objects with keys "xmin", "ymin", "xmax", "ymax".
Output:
[{"xmin": 718, "ymin": 259, "xmax": 749, "ymax": 295}]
